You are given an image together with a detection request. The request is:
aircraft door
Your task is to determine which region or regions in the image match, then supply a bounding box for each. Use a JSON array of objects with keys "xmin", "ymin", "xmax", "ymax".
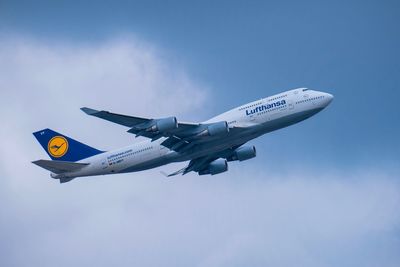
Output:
[
  {"xmin": 101, "ymin": 159, "xmax": 108, "ymax": 170},
  {"xmin": 289, "ymin": 100, "xmax": 294, "ymax": 110}
]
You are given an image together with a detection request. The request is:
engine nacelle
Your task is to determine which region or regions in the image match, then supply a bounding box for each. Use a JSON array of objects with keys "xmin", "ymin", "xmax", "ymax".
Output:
[
  {"xmin": 230, "ymin": 146, "xmax": 256, "ymax": 161},
  {"xmin": 197, "ymin": 121, "xmax": 229, "ymax": 137},
  {"xmin": 149, "ymin": 117, "xmax": 178, "ymax": 132},
  {"xmin": 199, "ymin": 158, "xmax": 228, "ymax": 175}
]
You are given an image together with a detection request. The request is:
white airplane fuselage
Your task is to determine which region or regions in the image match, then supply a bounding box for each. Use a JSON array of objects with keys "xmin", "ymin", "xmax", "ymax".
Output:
[{"xmin": 52, "ymin": 88, "xmax": 333, "ymax": 179}]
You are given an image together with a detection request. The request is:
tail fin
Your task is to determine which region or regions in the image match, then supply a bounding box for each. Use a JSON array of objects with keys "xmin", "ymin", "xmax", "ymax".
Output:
[{"xmin": 32, "ymin": 128, "xmax": 104, "ymax": 162}]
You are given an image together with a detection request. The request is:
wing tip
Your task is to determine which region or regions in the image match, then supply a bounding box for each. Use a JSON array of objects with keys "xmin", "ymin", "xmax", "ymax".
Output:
[
  {"xmin": 160, "ymin": 171, "xmax": 177, "ymax": 177},
  {"xmin": 160, "ymin": 171, "xmax": 169, "ymax": 177},
  {"xmin": 81, "ymin": 107, "xmax": 99, "ymax": 115},
  {"xmin": 160, "ymin": 167, "xmax": 187, "ymax": 177}
]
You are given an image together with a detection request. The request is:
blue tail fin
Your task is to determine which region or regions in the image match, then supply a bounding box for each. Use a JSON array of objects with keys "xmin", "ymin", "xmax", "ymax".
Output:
[{"xmin": 33, "ymin": 129, "xmax": 104, "ymax": 162}]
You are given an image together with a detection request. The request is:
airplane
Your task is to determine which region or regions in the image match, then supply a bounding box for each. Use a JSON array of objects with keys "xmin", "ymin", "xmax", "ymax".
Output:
[{"xmin": 32, "ymin": 88, "xmax": 333, "ymax": 183}]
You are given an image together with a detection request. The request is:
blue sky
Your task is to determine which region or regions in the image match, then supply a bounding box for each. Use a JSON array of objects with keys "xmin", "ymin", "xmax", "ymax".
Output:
[
  {"xmin": 0, "ymin": 1, "xmax": 399, "ymax": 266},
  {"xmin": 2, "ymin": 0, "xmax": 399, "ymax": 169}
]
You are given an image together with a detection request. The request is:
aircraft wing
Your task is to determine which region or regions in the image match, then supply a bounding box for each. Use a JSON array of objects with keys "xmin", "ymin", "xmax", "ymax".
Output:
[{"xmin": 81, "ymin": 107, "xmax": 244, "ymax": 152}]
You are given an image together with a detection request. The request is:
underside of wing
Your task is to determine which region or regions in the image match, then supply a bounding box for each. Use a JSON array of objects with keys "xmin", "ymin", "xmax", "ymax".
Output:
[{"xmin": 163, "ymin": 144, "xmax": 244, "ymax": 177}]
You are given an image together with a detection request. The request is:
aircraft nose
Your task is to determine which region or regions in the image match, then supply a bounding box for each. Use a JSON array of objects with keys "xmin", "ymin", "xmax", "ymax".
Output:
[{"xmin": 324, "ymin": 93, "xmax": 334, "ymax": 106}]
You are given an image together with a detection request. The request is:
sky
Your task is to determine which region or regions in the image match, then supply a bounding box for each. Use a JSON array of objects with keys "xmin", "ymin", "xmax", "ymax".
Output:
[{"xmin": 0, "ymin": 1, "xmax": 399, "ymax": 266}]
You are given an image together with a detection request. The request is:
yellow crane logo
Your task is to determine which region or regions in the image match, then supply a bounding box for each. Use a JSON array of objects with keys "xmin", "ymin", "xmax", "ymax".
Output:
[{"xmin": 47, "ymin": 136, "xmax": 68, "ymax": 158}]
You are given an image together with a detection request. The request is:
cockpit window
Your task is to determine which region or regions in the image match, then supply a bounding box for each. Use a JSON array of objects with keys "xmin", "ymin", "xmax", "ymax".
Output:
[{"xmin": 302, "ymin": 88, "xmax": 309, "ymax": 92}]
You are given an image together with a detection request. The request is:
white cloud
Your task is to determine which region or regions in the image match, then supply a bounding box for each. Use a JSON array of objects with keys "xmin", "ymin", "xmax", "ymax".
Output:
[
  {"xmin": 1, "ymin": 167, "xmax": 399, "ymax": 267},
  {"xmin": 0, "ymin": 36, "xmax": 399, "ymax": 267},
  {"xmin": 0, "ymin": 35, "xmax": 209, "ymax": 178}
]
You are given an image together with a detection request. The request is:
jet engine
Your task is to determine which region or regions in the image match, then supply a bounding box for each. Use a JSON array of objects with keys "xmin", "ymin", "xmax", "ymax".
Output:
[
  {"xmin": 197, "ymin": 121, "xmax": 229, "ymax": 137},
  {"xmin": 229, "ymin": 146, "xmax": 256, "ymax": 161},
  {"xmin": 198, "ymin": 158, "xmax": 228, "ymax": 175},
  {"xmin": 149, "ymin": 117, "xmax": 178, "ymax": 132}
]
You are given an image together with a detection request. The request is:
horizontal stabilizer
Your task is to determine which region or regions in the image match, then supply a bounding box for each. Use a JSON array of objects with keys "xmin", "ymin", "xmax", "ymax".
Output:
[
  {"xmin": 32, "ymin": 160, "xmax": 89, "ymax": 174},
  {"xmin": 59, "ymin": 177, "xmax": 75, "ymax": 183}
]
